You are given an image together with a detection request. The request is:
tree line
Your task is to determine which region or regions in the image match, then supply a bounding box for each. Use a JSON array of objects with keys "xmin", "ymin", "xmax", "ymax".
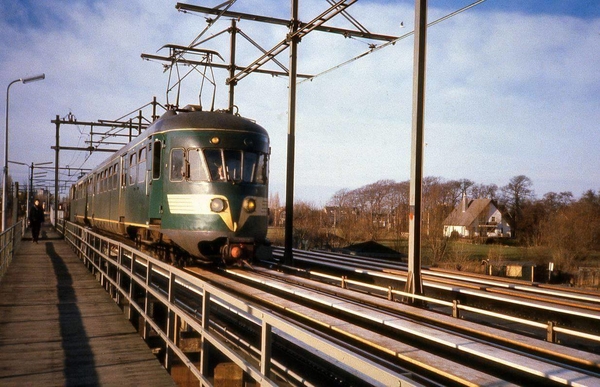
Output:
[{"xmin": 269, "ymin": 175, "xmax": 600, "ymax": 272}]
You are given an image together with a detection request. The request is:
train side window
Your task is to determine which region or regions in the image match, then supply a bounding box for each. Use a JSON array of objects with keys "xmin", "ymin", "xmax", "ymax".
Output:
[
  {"xmin": 188, "ymin": 148, "xmax": 208, "ymax": 181},
  {"xmin": 170, "ymin": 148, "xmax": 184, "ymax": 181},
  {"xmin": 107, "ymin": 167, "xmax": 112, "ymax": 191},
  {"xmin": 129, "ymin": 153, "xmax": 137, "ymax": 185},
  {"xmin": 152, "ymin": 141, "xmax": 161, "ymax": 179},
  {"xmin": 113, "ymin": 163, "xmax": 118, "ymax": 190},
  {"xmin": 120, "ymin": 155, "xmax": 127, "ymax": 188},
  {"xmin": 138, "ymin": 148, "xmax": 146, "ymax": 184}
]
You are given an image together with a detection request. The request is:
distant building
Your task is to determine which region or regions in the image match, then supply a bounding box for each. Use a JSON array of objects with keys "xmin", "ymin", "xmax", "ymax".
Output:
[{"xmin": 443, "ymin": 195, "xmax": 511, "ymax": 238}]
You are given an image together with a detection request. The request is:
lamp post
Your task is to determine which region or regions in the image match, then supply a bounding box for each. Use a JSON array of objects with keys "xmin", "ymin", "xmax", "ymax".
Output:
[{"xmin": 3, "ymin": 73, "xmax": 45, "ymax": 232}]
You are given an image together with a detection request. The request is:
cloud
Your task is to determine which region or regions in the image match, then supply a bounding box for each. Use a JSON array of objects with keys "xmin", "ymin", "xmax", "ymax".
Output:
[{"xmin": 0, "ymin": 0, "xmax": 598, "ymax": 204}]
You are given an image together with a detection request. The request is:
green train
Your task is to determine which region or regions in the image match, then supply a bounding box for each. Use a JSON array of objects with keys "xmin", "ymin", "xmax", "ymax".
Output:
[{"xmin": 69, "ymin": 105, "xmax": 270, "ymax": 265}]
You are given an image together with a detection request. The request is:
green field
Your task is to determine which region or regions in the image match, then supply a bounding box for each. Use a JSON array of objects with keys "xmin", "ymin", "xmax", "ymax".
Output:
[{"xmin": 268, "ymin": 227, "xmax": 600, "ymax": 270}]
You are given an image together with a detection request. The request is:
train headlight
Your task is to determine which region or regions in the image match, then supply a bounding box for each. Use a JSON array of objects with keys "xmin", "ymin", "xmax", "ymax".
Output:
[
  {"xmin": 243, "ymin": 198, "xmax": 256, "ymax": 213},
  {"xmin": 210, "ymin": 198, "xmax": 225, "ymax": 213},
  {"xmin": 230, "ymin": 245, "xmax": 243, "ymax": 259}
]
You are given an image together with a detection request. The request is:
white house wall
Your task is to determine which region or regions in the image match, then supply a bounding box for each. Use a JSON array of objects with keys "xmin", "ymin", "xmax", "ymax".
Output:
[{"xmin": 443, "ymin": 203, "xmax": 511, "ymax": 238}]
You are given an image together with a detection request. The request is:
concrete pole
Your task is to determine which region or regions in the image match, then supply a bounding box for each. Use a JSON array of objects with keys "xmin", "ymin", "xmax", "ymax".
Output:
[
  {"xmin": 228, "ymin": 19, "xmax": 237, "ymax": 113},
  {"xmin": 283, "ymin": 0, "xmax": 300, "ymax": 266},
  {"xmin": 406, "ymin": 0, "xmax": 428, "ymax": 298},
  {"xmin": 54, "ymin": 115, "xmax": 60, "ymax": 231}
]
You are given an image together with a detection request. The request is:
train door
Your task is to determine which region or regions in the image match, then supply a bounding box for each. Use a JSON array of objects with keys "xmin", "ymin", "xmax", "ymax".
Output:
[
  {"xmin": 135, "ymin": 145, "xmax": 150, "ymax": 222},
  {"xmin": 125, "ymin": 151, "xmax": 138, "ymax": 222},
  {"xmin": 84, "ymin": 176, "xmax": 93, "ymax": 226},
  {"xmin": 148, "ymin": 138, "xmax": 164, "ymax": 222},
  {"xmin": 109, "ymin": 162, "xmax": 119, "ymax": 229}
]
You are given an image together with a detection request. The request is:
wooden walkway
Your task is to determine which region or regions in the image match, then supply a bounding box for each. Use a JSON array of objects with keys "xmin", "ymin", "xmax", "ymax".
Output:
[{"xmin": 0, "ymin": 225, "xmax": 176, "ymax": 386}]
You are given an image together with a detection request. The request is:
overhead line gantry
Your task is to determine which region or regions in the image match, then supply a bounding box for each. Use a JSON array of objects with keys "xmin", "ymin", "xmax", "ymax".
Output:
[{"xmin": 166, "ymin": 0, "xmax": 401, "ymax": 270}]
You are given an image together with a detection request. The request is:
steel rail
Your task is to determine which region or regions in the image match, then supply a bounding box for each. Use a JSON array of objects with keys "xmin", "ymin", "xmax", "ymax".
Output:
[
  {"xmin": 188, "ymin": 267, "xmax": 513, "ymax": 386},
  {"xmin": 217, "ymin": 267, "xmax": 600, "ymax": 385},
  {"xmin": 58, "ymin": 222, "xmax": 600, "ymax": 384},
  {"xmin": 272, "ymin": 246, "xmax": 600, "ymax": 305},
  {"xmin": 267, "ymin": 248, "xmax": 600, "ymax": 349},
  {"xmin": 268, "ymin": 268, "xmax": 600, "ymax": 370},
  {"xmin": 60, "ymin": 222, "xmax": 417, "ymax": 387}
]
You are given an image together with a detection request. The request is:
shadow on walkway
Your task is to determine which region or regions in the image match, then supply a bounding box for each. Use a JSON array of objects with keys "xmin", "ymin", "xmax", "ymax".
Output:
[{"xmin": 46, "ymin": 241, "xmax": 100, "ymax": 386}]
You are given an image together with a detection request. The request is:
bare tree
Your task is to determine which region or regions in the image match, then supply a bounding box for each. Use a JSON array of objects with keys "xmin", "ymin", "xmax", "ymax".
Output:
[
  {"xmin": 541, "ymin": 190, "xmax": 600, "ymax": 270},
  {"xmin": 501, "ymin": 175, "xmax": 534, "ymax": 240},
  {"xmin": 389, "ymin": 180, "xmax": 410, "ymax": 237},
  {"xmin": 458, "ymin": 179, "xmax": 475, "ymax": 197},
  {"xmin": 421, "ymin": 177, "xmax": 458, "ymax": 265},
  {"xmin": 269, "ymin": 192, "xmax": 283, "ymax": 226},
  {"xmin": 328, "ymin": 188, "xmax": 351, "ymax": 208},
  {"xmin": 471, "ymin": 183, "xmax": 499, "ymax": 200},
  {"xmin": 293, "ymin": 201, "xmax": 323, "ymax": 250},
  {"xmin": 524, "ymin": 191, "xmax": 574, "ymax": 246}
]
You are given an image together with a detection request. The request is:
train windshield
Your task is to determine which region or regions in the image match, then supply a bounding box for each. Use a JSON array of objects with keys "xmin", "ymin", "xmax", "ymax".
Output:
[
  {"xmin": 188, "ymin": 149, "xmax": 209, "ymax": 181},
  {"xmin": 204, "ymin": 149, "xmax": 267, "ymax": 184}
]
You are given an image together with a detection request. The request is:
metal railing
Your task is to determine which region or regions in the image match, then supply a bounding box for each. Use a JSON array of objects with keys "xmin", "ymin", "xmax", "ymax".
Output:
[
  {"xmin": 60, "ymin": 221, "xmax": 418, "ymax": 387},
  {"xmin": 0, "ymin": 220, "xmax": 23, "ymax": 283}
]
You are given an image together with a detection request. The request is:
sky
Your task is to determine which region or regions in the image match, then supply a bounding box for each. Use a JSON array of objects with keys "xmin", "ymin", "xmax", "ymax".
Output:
[{"xmin": 1, "ymin": 0, "xmax": 599, "ymax": 206}]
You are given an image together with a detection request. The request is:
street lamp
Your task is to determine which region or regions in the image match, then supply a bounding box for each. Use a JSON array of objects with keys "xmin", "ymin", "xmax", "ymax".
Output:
[{"xmin": 3, "ymin": 73, "xmax": 45, "ymax": 232}]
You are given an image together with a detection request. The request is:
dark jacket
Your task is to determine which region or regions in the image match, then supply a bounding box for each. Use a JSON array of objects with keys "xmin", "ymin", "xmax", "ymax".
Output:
[{"xmin": 29, "ymin": 204, "xmax": 44, "ymax": 224}]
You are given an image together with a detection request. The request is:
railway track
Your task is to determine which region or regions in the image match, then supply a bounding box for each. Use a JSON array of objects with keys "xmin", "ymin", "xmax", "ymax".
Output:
[
  {"xmin": 84, "ymin": 229, "xmax": 600, "ymax": 385},
  {"xmin": 182, "ymin": 265, "xmax": 600, "ymax": 386},
  {"xmin": 270, "ymin": 247, "xmax": 600, "ymax": 306},
  {"xmin": 266, "ymin": 247, "xmax": 600, "ymax": 351}
]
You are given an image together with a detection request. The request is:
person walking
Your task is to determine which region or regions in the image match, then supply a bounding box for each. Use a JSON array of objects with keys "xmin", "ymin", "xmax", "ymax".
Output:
[{"xmin": 29, "ymin": 199, "xmax": 44, "ymax": 243}]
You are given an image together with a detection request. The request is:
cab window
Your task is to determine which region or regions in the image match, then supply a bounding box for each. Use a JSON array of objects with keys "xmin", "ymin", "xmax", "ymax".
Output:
[
  {"xmin": 188, "ymin": 148, "xmax": 209, "ymax": 181},
  {"xmin": 204, "ymin": 148, "xmax": 267, "ymax": 184},
  {"xmin": 170, "ymin": 148, "xmax": 184, "ymax": 181},
  {"xmin": 204, "ymin": 149, "xmax": 224, "ymax": 181},
  {"xmin": 224, "ymin": 150, "xmax": 242, "ymax": 181},
  {"xmin": 244, "ymin": 152, "xmax": 267, "ymax": 184}
]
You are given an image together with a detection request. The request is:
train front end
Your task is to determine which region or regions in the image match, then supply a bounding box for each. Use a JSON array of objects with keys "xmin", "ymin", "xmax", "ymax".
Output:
[{"xmin": 155, "ymin": 108, "xmax": 270, "ymax": 265}]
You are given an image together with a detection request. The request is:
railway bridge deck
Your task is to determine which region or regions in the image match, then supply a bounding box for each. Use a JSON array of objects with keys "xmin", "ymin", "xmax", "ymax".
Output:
[{"xmin": 0, "ymin": 225, "xmax": 176, "ymax": 386}]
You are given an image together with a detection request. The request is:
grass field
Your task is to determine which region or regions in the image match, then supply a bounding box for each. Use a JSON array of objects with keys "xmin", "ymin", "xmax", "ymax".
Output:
[
  {"xmin": 381, "ymin": 238, "xmax": 551, "ymax": 263},
  {"xmin": 267, "ymin": 228, "xmax": 600, "ymax": 270}
]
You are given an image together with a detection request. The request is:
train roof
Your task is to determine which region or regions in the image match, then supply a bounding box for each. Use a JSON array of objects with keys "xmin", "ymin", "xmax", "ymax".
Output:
[
  {"xmin": 71, "ymin": 107, "xmax": 268, "ymax": 186},
  {"xmin": 150, "ymin": 107, "xmax": 268, "ymax": 136}
]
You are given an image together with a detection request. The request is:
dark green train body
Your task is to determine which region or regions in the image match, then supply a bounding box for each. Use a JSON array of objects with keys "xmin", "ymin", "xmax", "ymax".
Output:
[{"xmin": 69, "ymin": 106, "xmax": 270, "ymax": 264}]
